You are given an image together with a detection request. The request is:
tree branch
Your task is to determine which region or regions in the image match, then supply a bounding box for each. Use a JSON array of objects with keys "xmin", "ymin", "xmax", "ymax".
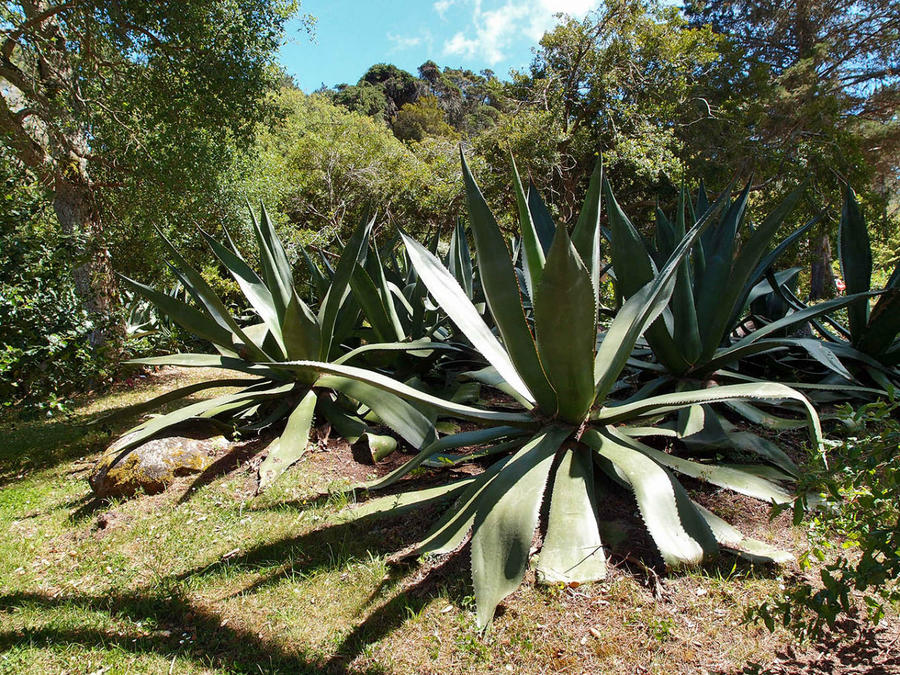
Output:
[{"xmin": 2, "ymin": 0, "xmax": 78, "ymax": 60}]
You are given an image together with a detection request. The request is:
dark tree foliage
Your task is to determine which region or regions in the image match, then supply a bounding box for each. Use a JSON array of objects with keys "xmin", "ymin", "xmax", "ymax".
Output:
[
  {"xmin": 0, "ymin": 0, "xmax": 302, "ymax": 340},
  {"xmin": 418, "ymin": 60, "xmax": 502, "ymax": 135},
  {"xmin": 685, "ymin": 0, "xmax": 900, "ymax": 297},
  {"xmin": 328, "ymin": 60, "xmax": 503, "ymax": 140}
]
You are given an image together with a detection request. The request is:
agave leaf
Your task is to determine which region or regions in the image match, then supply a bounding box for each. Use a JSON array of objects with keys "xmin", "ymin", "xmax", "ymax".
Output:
[
  {"xmin": 282, "ymin": 290, "xmax": 322, "ymax": 362},
  {"xmin": 708, "ymin": 292, "xmax": 881, "ymax": 369},
  {"xmin": 749, "ymin": 215, "xmax": 819, "ymax": 291},
  {"xmin": 470, "ymin": 426, "xmax": 571, "ymax": 627},
  {"xmin": 87, "ymin": 378, "xmax": 262, "ymax": 426},
  {"xmin": 582, "ymin": 428, "xmax": 718, "ymax": 568},
  {"xmin": 126, "ymin": 354, "xmax": 284, "ymax": 379},
  {"xmin": 694, "ymin": 182, "xmax": 750, "ymax": 356},
  {"xmin": 510, "ymin": 153, "xmax": 546, "ymax": 300},
  {"xmin": 886, "ymin": 259, "xmax": 900, "ymax": 290},
  {"xmin": 594, "ymin": 184, "xmax": 726, "ymax": 398},
  {"xmin": 365, "ymin": 427, "xmax": 528, "ymax": 496},
  {"xmin": 723, "ymin": 399, "xmax": 809, "ymax": 431},
  {"xmin": 152, "ymin": 228, "xmax": 268, "ymax": 360},
  {"xmin": 705, "ymin": 186, "xmax": 805, "ymax": 360},
  {"xmin": 422, "ymin": 438, "xmax": 524, "ymax": 467},
  {"xmin": 448, "ymin": 218, "xmax": 475, "ymax": 299},
  {"xmin": 258, "ymin": 389, "xmax": 317, "ymax": 491},
  {"xmin": 401, "ymin": 232, "xmax": 535, "ymax": 403},
  {"xmin": 335, "ymin": 340, "xmax": 461, "ymax": 366},
  {"xmin": 655, "ymin": 207, "xmax": 677, "ymax": 260},
  {"xmin": 693, "ymin": 502, "xmax": 793, "ymax": 564},
  {"xmin": 771, "ymin": 338, "xmax": 853, "ymax": 380},
  {"xmin": 314, "ymin": 393, "xmax": 395, "ymax": 463},
  {"xmin": 370, "ymin": 245, "xmax": 407, "ymax": 340},
  {"xmin": 342, "ymin": 479, "xmax": 476, "ymax": 523},
  {"xmin": 534, "ymin": 225, "xmax": 597, "ymax": 423},
  {"xmin": 745, "ymin": 268, "xmax": 802, "ymax": 309},
  {"xmin": 726, "ymin": 430, "xmax": 799, "ymax": 477},
  {"xmin": 246, "ymin": 203, "xmax": 291, "ymax": 318},
  {"xmin": 364, "ymin": 433, "xmax": 400, "ymax": 462},
  {"xmin": 536, "ymin": 444, "xmax": 607, "ymax": 584},
  {"xmin": 839, "ymin": 185, "xmax": 872, "ymax": 342},
  {"xmin": 414, "ymin": 455, "xmax": 515, "ymax": 559},
  {"xmin": 317, "ymin": 375, "xmax": 436, "ymax": 449},
  {"xmin": 571, "ymin": 159, "xmax": 604, "ymax": 295},
  {"xmin": 273, "ymin": 360, "xmax": 536, "ymax": 426},
  {"xmin": 604, "ymin": 177, "xmax": 656, "ymax": 296},
  {"xmin": 301, "ymin": 247, "xmax": 330, "ymax": 298},
  {"xmin": 318, "ymin": 216, "xmax": 373, "ymax": 360},
  {"xmin": 858, "ymin": 290, "xmax": 900, "ymax": 356},
  {"xmin": 526, "ymin": 180, "xmax": 556, "ymax": 254},
  {"xmin": 595, "ymin": 382, "xmax": 823, "ymax": 453},
  {"xmin": 351, "ymin": 264, "xmax": 402, "ymax": 342},
  {"xmin": 710, "ymin": 337, "xmax": 854, "ymax": 382},
  {"xmin": 113, "ymin": 382, "xmax": 296, "ymax": 460},
  {"xmin": 671, "ymin": 187, "xmax": 702, "ymax": 364},
  {"xmin": 200, "ymin": 229, "xmax": 286, "ymax": 356},
  {"xmin": 607, "ymin": 429, "xmax": 792, "ymax": 504},
  {"xmin": 120, "ymin": 276, "xmax": 237, "ymax": 350},
  {"xmin": 461, "ymin": 366, "xmax": 535, "ymax": 409},
  {"xmin": 461, "ymin": 150, "xmax": 558, "ymax": 414}
]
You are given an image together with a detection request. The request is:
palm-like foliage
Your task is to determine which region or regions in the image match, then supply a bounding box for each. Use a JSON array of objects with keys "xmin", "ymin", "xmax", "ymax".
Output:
[
  {"xmin": 607, "ymin": 182, "xmax": 870, "ymax": 382},
  {"xmin": 837, "ymin": 187, "xmax": 900, "ymax": 363},
  {"xmin": 272, "ymin": 152, "xmax": 823, "ymax": 627},
  {"xmin": 110, "ymin": 208, "xmax": 438, "ymax": 490},
  {"xmin": 605, "ymin": 181, "xmax": 883, "ymax": 458},
  {"xmin": 777, "ymin": 187, "xmax": 900, "ymax": 388}
]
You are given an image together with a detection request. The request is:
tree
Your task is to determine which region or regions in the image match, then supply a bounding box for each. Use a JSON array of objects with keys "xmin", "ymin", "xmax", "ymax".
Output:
[
  {"xmin": 331, "ymin": 81, "xmax": 389, "ymax": 120},
  {"xmin": 391, "ymin": 94, "xmax": 458, "ymax": 142},
  {"xmin": 242, "ymin": 89, "xmax": 461, "ymax": 244},
  {"xmin": 685, "ymin": 0, "xmax": 900, "ymax": 298},
  {"xmin": 501, "ymin": 0, "xmax": 724, "ymax": 222},
  {"xmin": 418, "ymin": 60, "xmax": 502, "ymax": 135},
  {"xmin": 0, "ymin": 1, "xmax": 305, "ymax": 341}
]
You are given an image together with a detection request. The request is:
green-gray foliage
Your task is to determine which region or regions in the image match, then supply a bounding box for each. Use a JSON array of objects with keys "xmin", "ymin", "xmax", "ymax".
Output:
[
  {"xmin": 113, "ymin": 206, "xmax": 436, "ymax": 490},
  {"xmin": 273, "ymin": 153, "xmax": 822, "ymax": 627}
]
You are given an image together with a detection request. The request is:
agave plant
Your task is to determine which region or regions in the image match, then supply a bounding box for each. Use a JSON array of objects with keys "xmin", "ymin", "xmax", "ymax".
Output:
[
  {"xmin": 105, "ymin": 207, "xmax": 440, "ymax": 491},
  {"xmin": 271, "ymin": 152, "xmax": 823, "ymax": 627},
  {"xmin": 605, "ymin": 180, "xmax": 884, "ymax": 453},
  {"xmin": 766, "ymin": 187, "xmax": 900, "ymax": 389}
]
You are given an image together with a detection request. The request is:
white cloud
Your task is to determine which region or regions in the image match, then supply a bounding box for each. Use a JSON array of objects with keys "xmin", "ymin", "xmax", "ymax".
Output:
[
  {"xmin": 434, "ymin": 0, "xmax": 457, "ymax": 19},
  {"xmin": 388, "ymin": 33, "xmax": 424, "ymax": 50},
  {"xmin": 440, "ymin": 0, "xmax": 600, "ymax": 65}
]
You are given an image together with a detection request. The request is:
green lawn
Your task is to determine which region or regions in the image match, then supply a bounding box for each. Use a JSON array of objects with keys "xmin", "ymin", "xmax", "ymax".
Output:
[{"xmin": 0, "ymin": 368, "xmax": 880, "ymax": 674}]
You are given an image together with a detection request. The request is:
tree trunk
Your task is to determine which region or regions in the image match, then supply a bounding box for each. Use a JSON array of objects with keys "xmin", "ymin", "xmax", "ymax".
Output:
[
  {"xmin": 52, "ymin": 173, "xmax": 120, "ymax": 347},
  {"xmin": 808, "ymin": 226, "xmax": 835, "ymax": 301}
]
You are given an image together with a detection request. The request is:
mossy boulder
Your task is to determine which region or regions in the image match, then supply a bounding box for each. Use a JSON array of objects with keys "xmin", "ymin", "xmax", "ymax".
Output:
[{"xmin": 90, "ymin": 433, "xmax": 230, "ymax": 499}]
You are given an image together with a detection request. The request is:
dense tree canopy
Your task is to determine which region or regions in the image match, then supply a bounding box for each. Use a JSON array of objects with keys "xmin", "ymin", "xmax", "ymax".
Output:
[{"xmin": 0, "ymin": 0, "xmax": 306, "ymax": 335}]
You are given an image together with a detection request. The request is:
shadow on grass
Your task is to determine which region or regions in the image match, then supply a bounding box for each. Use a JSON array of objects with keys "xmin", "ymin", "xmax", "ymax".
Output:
[
  {"xmin": 1, "ymin": 512, "xmax": 470, "ymax": 673},
  {"xmin": 170, "ymin": 506, "xmax": 474, "ymax": 666},
  {"xmin": 0, "ymin": 588, "xmax": 387, "ymax": 674},
  {"xmin": 0, "ymin": 414, "xmax": 114, "ymax": 487}
]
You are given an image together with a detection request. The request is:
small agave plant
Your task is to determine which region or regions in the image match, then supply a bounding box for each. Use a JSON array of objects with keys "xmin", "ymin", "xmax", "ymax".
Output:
[
  {"xmin": 768, "ymin": 186, "xmax": 900, "ymax": 389},
  {"xmin": 605, "ymin": 179, "xmax": 879, "ymax": 467},
  {"xmin": 105, "ymin": 207, "xmax": 439, "ymax": 491},
  {"xmin": 274, "ymin": 151, "xmax": 824, "ymax": 627}
]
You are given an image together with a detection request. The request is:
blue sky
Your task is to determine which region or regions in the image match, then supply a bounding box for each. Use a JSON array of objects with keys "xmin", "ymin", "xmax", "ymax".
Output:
[{"xmin": 279, "ymin": 0, "xmax": 602, "ymax": 91}]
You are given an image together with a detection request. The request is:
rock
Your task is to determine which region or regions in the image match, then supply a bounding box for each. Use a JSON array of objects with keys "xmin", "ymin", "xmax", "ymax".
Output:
[{"xmin": 89, "ymin": 432, "xmax": 231, "ymax": 499}]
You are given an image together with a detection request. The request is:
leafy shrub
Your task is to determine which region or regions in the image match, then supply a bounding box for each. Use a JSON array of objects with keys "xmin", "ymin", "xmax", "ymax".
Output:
[
  {"xmin": 749, "ymin": 394, "xmax": 900, "ymax": 640},
  {"xmin": 0, "ymin": 227, "xmax": 116, "ymax": 413}
]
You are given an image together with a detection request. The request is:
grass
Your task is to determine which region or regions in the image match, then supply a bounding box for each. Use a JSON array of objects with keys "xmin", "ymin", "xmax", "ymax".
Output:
[{"xmin": 0, "ymin": 368, "xmax": 889, "ymax": 674}]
